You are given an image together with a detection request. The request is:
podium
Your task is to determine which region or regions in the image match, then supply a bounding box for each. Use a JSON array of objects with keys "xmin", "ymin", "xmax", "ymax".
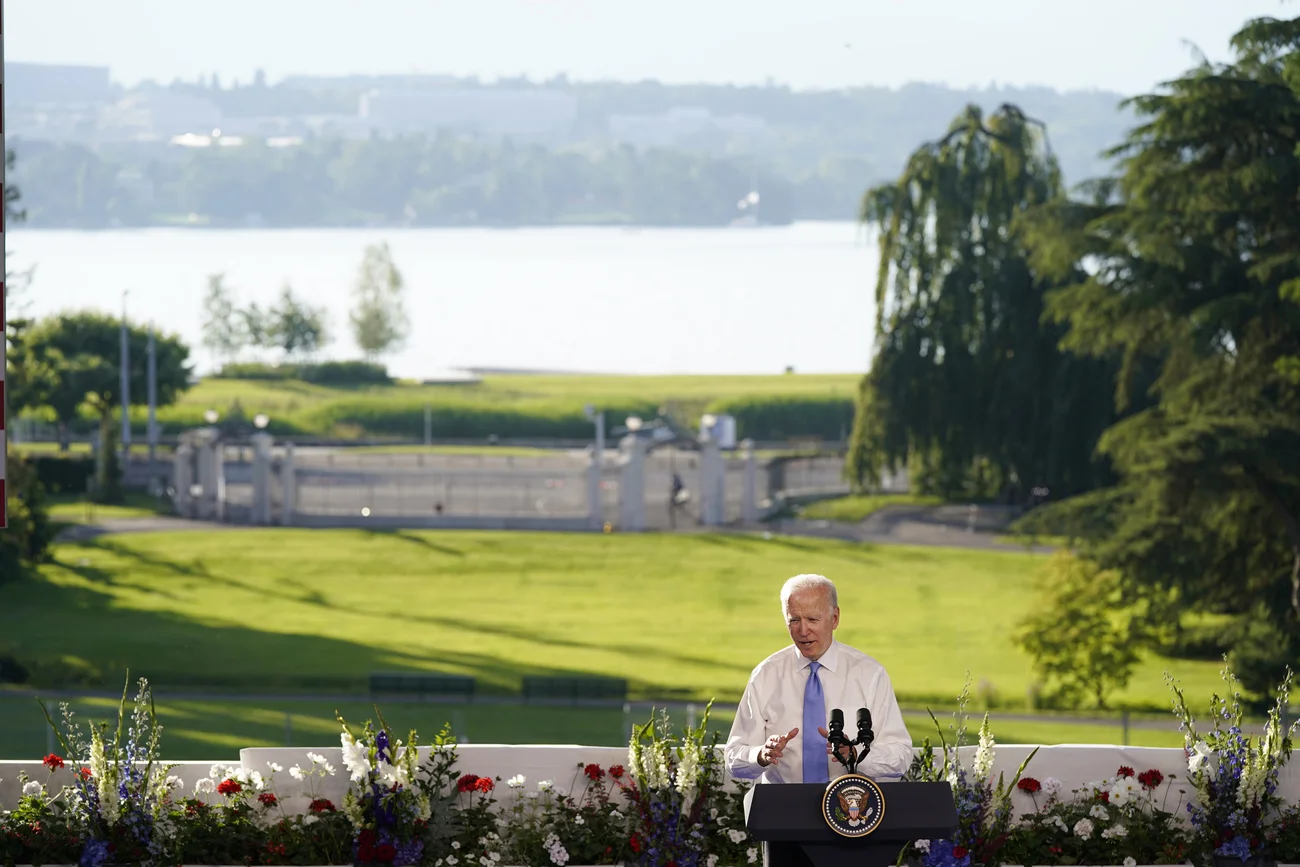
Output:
[{"xmin": 744, "ymin": 780, "xmax": 958, "ymax": 867}]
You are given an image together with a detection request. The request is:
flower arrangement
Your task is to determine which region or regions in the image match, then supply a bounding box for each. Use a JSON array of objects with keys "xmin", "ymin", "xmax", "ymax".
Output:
[
  {"xmin": 1169, "ymin": 664, "xmax": 1297, "ymax": 863},
  {"xmin": 1002, "ymin": 766, "xmax": 1191, "ymax": 865},
  {"xmin": 904, "ymin": 680, "xmax": 1037, "ymax": 867},
  {"xmin": 39, "ymin": 676, "xmax": 177, "ymax": 867},
  {"xmin": 338, "ymin": 713, "xmax": 432, "ymax": 866},
  {"xmin": 618, "ymin": 703, "xmax": 728, "ymax": 867}
]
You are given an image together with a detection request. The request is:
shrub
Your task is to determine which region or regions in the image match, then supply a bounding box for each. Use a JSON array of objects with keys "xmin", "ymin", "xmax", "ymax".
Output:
[
  {"xmin": 703, "ymin": 396, "xmax": 855, "ymax": 442},
  {"xmin": 214, "ymin": 360, "xmax": 391, "ymax": 386}
]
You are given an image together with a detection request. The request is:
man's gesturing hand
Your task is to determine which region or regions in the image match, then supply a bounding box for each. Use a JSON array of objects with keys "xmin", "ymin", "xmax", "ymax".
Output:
[{"xmin": 758, "ymin": 728, "xmax": 800, "ymax": 767}]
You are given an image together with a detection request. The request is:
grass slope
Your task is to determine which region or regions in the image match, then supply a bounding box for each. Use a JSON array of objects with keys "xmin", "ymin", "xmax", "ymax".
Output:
[
  {"xmin": 138, "ymin": 373, "xmax": 861, "ymax": 439},
  {"xmin": 1, "ymin": 530, "xmax": 1221, "ymax": 709}
]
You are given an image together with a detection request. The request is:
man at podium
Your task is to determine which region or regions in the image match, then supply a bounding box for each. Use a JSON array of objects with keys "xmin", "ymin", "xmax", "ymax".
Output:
[{"xmin": 724, "ymin": 574, "xmax": 913, "ymax": 784}]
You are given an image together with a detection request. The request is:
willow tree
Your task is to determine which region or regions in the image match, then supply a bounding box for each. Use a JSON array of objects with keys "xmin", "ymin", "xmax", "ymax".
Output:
[
  {"xmin": 1017, "ymin": 14, "xmax": 1300, "ymax": 691},
  {"xmin": 846, "ymin": 104, "xmax": 1116, "ymax": 501}
]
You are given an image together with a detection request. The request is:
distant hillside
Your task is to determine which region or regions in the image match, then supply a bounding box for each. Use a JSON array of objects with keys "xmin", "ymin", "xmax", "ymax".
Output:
[{"xmin": 9, "ymin": 75, "xmax": 1135, "ymax": 228}]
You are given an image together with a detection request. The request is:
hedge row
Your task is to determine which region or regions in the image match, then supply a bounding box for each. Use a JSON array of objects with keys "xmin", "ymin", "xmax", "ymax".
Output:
[
  {"xmin": 703, "ymin": 395, "xmax": 856, "ymax": 442},
  {"xmin": 213, "ymin": 361, "xmax": 392, "ymax": 386}
]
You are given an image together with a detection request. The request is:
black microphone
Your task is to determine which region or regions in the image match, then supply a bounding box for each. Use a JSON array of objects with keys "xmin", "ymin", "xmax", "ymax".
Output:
[
  {"xmin": 855, "ymin": 707, "xmax": 875, "ymax": 756},
  {"xmin": 828, "ymin": 708, "xmax": 846, "ymax": 743}
]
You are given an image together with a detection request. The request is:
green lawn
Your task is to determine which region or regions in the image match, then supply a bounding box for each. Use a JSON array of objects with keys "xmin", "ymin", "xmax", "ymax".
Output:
[
  {"xmin": 45, "ymin": 491, "xmax": 173, "ymax": 522},
  {"xmin": 0, "ymin": 693, "xmax": 1185, "ymax": 760},
  {"xmin": 799, "ymin": 494, "xmax": 944, "ymax": 523},
  {"xmin": 0, "ymin": 530, "xmax": 1223, "ymax": 715},
  {"xmin": 138, "ymin": 373, "xmax": 861, "ymax": 439}
]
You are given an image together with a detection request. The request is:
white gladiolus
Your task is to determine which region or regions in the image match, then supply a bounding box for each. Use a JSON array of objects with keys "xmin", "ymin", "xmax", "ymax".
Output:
[
  {"xmin": 340, "ymin": 732, "xmax": 372, "ymax": 782},
  {"xmin": 973, "ymin": 715, "xmax": 995, "ymax": 779},
  {"xmin": 1188, "ymin": 741, "xmax": 1212, "ymax": 774}
]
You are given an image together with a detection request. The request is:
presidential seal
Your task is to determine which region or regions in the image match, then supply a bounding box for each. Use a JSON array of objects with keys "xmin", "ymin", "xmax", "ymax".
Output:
[{"xmin": 822, "ymin": 773, "xmax": 886, "ymax": 838}]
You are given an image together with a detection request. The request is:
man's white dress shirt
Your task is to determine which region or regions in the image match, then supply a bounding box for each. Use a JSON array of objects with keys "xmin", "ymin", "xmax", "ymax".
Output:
[{"xmin": 724, "ymin": 640, "xmax": 912, "ymax": 783}]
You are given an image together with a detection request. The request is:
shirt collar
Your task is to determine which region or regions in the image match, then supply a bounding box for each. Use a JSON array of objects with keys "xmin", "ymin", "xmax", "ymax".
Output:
[{"xmin": 804, "ymin": 639, "xmax": 841, "ymax": 674}]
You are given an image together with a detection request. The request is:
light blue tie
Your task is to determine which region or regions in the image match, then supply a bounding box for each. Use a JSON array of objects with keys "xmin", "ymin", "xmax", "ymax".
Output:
[{"xmin": 802, "ymin": 660, "xmax": 829, "ymax": 783}]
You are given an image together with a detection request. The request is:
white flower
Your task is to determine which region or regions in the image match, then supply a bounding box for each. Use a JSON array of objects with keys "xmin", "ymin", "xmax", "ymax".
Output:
[
  {"xmin": 574, "ymin": 815, "xmax": 584, "ymax": 825},
  {"xmin": 307, "ymin": 752, "xmax": 326, "ymax": 765},
  {"xmin": 447, "ymin": 857, "xmax": 459, "ymax": 866},
  {"xmin": 340, "ymin": 731, "xmax": 372, "ymax": 782},
  {"xmin": 507, "ymin": 774, "xmax": 526, "ymax": 789},
  {"xmin": 209, "ymin": 763, "xmax": 226, "ymax": 780},
  {"xmin": 707, "ymin": 856, "xmax": 719, "ymax": 867},
  {"xmin": 544, "ymin": 833, "xmax": 569, "ymax": 867},
  {"xmin": 1110, "ymin": 777, "xmax": 1141, "ymax": 807},
  {"xmin": 1124, "ymin": 858, "xmax": 1137, "ymax": 867},
  {"xmin": 1051, "ymin": 816, "xmax": 1068, "ymax": 832},
  {"xmin": 303, "ymin": 815, "xmax": 319, "ymax": 825},
  {"xmin": 23, "ymin": 781, "xmax": 43, "ymax": 797},
  {"xmin": 914, "ymin": 840, "xmax": 931, "ymax": 854},
  {"xmin": 609, "ymin": 809, "xmax": 623, "ymax": 820},
  {"xmin": 452, "ymin": 842, "xmax": 461, "ymax": 850},
  {"xmin": 1188, "ymin": 741, "xmax": 1212, "ymax": 774},
  {"xmin": 1101, "ymin": 824, "xmax": 1129, "ymax": 840},
  {"xmin": 323, "ymin": 761, "xmax": 337, "ymax": 775},
  {"xmin": 267, "ymin": 762, "xmax": 283, "ymax": 773},
  {"xmin": 1073, "ymin": 818, "xmax": 1094, "ymax": 840},
  {"xmin": 1090, "ymin": 804, "xmax": 1109, "ymax": 820},
  {"xmin": 248, "ymin": 770, "xmax": 265, "ymax": 790},
  {"xmin": 489, "ymin": 854, "xmax": 500, "ymax": 862},
  {"xmin": 710, "ymin": 807, "xmax": 719, "ymax": 819},
  {"xmin": 165, "ymin": 775, "xmax": 184, "ymax": 791},
  {"xmin": 376, "ymin": 759, "xmax": 408, "ymax": 786},
  {"xmin": 973, "ymin": 715, "xmax": 996, "ymax": 779},
  {"xmin": 728, "ymin": 829, "xmax": 748, "ymax": 844},
  {"xmin": 526, "ymin": 792, "xmax": 538, "ymax": 800},
  {"xmin": 289, "ymin": 765, "xmax": 305, "ymax": 781},
  {"xmin": 538, "ymin": 779, "xmax": 553, "ymax": 792},
  {"xmin": 747, "ymin": 847, "xmax": 760, "ymax": 864},
  {"xmin": 1042, "ymin": 777, "xmax": 1063, "ymax": 798},
  {"xmin": 194, "ymin": 778, "xmax": 216, "ymax": 795}
]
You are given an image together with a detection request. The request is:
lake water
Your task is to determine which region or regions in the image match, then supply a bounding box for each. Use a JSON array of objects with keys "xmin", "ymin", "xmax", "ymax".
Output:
[{"xmin": 6, "ymin": 222, "xmax": 880, "ymax": 379}]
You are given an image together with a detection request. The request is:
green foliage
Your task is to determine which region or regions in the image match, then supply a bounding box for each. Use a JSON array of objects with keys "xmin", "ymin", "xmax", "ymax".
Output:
[
  {"xmin": 847, "ymin": 104, "xmax": 1118, "ymax": 503},
  {"xmin": 1018, "ymin": 12, "xmax": 1300, "ymax": 662},
  {"xmin": 200, "ymin": 273, "xmax": 242, "ymax": 363},
  {"xmin": 0, "ymin": 454, "xmax": 55, "ymax": 575},
  {"xmin": 350, "ymin": 242, "xmax": 409, "ymax": 361},
  {"xmin": 704, "ymin": 395, "xmax": 853, "ymax": 442},
  {"xmin": 269, "ymin": 282, "xmax": 329, "ymax": 359},
  {"xmin": 23, "ymin": 311, "xmax": 193, "ymax": 426},
  {"xmin": 26, "ymin": 454, "xmax": 96, "ymax": 495},
  {"xmin": 1014, "ymin": 552, "xmax": 1144, "ymax": 709},
  {"xmin": 214, "ymin": 360, "xmax": 392, "ymax": 386}
]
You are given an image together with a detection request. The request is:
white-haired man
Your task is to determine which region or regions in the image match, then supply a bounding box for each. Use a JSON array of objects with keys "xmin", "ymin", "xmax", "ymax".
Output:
[{"xmin": 724, "ymin": 573, "xmax": 912, "ymax": 783}]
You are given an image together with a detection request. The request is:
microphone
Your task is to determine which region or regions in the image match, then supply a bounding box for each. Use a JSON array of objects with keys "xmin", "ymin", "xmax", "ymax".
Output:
[
  {"xmin": 828, "ymin": 708, "xmax": 846, "ymax": 744},
  {"xmin": 855, "ymin": 707, "xmax": 875, "ymax": 756}
]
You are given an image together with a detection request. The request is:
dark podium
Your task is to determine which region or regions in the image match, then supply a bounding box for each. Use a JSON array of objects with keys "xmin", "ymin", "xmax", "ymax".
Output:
[{"xmin": 744, "ymin": 780, "xmax": 958, "ymax": 867}]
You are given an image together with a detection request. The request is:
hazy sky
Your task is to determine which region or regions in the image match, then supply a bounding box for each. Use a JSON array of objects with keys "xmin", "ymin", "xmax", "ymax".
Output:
[{"xmin": 8, "ymin": 0, "xmax": 1291, "ymax": 94}]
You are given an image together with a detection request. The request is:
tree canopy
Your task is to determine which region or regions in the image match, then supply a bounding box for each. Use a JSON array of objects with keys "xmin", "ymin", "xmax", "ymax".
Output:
[
  {"xmin": 847, "ymin": 104, "xmax": 1117, "ymax": 502},
  {"xmin": 1016, "ymin": 13, "xmax": 1300, "ymax": 691}
]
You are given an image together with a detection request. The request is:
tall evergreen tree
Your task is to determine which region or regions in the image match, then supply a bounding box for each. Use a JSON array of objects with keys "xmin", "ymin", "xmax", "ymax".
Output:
[
  {"xmin": 847, "ymin": 104, "xmax": 1116, "ymax": 502},
  {"xmin": 1019, "ymin": 13, "xmax": 1300, "ymax": 690}
]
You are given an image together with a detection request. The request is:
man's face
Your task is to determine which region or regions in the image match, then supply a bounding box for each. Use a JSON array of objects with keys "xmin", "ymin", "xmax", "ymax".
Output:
[{"xmin": 785, "ymin": 588, "xmax": 840, "ymax": 661}]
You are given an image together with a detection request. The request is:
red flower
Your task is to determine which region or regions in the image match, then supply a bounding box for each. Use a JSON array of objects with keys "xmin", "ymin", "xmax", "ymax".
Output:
[
  {"xmin": 79, "ymin": 767, "xmax": 92, "ymax": 779},
  {"xmin": 952, "ymin": 847, "xmax": 968, "ymax": 859},
  {"xmin": 609, "ymin": 765, "xmax": 626, "ymax": 779},
  {"xmin": 474, "ymin": 776, "xmax": 495, "ymax": 793},
  {"xmin": 1117, "ymin": 766, "xmax": 1136, "ymax": 778},
  {"xmin": 376, "ymin": 843, "xmax": 397, "ymax": 862},
  {"xmin": 1016, "ymin": 777, "xmax": 1041, "ymax": 793},
  {"xmin": 216, "ymin": 778, "xmax": 242, "ymax": 796},
  {"xmin": 43, "ymin": 754, "xmax": 65, "ymax": 771},
  {"xmin": 257, "ymin": 792, "xmax": 278, "ymax": 807},
  {"xmin": 629, "ymin": 835, "xmax": 642, "ymax": 854},
  {"xmin": 1098, "ymin": 791, "xmax": 1110, "ymax": 803},
  {"xmin": 358, "ymin": 829, "xmax": 378, "ymax": 862},
  {"xmin": 1049, "ymin": 846, "xmax": 1063, "ymax": 855},
  {"xmin": 584, "ymin": 763, "xmax": 605, "ymax": 781},
  {"xmin": 457, "ymin": 774, "xmax": 481, "ymax": 793},
  {"xmin": 309, "ymin": 798, "xmax": 336, "ymax": 813},
  {"xmin": 1138, "ymin": 769, "xmax": 1165, "ymax": 789}
]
